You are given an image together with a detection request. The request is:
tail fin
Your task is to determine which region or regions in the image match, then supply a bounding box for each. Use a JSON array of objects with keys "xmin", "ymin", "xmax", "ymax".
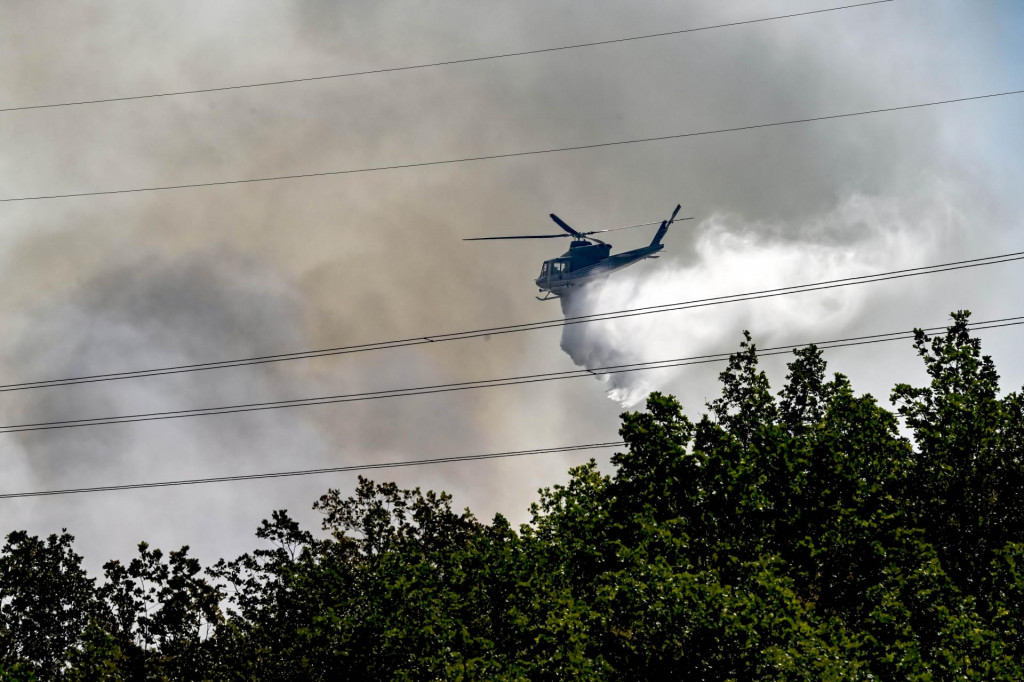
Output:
[
  {"xmin": 650, "ymin": 220, "xmax": 670, "ymax": 247},
  {"xmin": 650, "ymin": 204, "xmax": 681, "ymax": 246}
]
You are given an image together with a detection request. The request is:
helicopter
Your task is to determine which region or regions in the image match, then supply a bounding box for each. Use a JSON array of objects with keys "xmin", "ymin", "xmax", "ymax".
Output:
[{"xmin": 465, "ymin": 204, "xmax": 687, "ymax": 300}]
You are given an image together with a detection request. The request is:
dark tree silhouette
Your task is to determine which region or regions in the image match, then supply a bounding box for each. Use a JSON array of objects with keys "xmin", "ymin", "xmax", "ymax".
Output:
[{"xmin": 2, "ymin": 311, "xmax": 1022, "ymax": 679}]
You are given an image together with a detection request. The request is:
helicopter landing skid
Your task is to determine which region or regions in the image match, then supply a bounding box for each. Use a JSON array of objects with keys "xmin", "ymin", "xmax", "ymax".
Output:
[{"xmin": 536, "ymin": 291, "xmax": 561, "ymax": 301}]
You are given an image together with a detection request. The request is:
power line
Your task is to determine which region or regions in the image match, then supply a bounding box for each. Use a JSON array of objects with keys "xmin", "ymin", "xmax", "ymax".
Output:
[
  {"xmin": 3, "ymin": 88, "xmax": 1022, "ymax": 204},
  {"xmin": 0, "ymin": 441, "xmax": 625, "ymax": 500},
  {"xmin": 4, "ymin": 250, "xmax": 1021, "ymax": 393},
  {"xmin": 2, "ymin": 315, "xmax": 1019, "ymax": 435},
  {"xmin": 0, "ymin": 1, "xmax": 892, "ymax": 114}
]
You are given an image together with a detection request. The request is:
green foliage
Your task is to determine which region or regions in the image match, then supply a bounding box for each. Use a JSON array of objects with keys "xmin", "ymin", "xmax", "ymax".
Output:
[
  {"xmin": 0, "ymin": 663, "xmax": 37, "ymax": 682},
  {"xmin": 98, "ymin": 542, "xmax": 222, "ymax": 679},
  {"xmin": 0, "ymin": 530, "xmax": 95, "ymax": 680},
  {"xmin": 2, "ymin": 311, "xmax": 1022, "ymax": 679},
  {"xmin": 892, "ymin": 311, "xmax": 1024, "ymax": 588}
]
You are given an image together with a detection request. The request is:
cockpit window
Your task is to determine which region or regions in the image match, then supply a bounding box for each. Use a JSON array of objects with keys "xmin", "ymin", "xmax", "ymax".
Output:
[{"xmin": 541, "ymin": 260, "xmax": 569, "ymax": 278}]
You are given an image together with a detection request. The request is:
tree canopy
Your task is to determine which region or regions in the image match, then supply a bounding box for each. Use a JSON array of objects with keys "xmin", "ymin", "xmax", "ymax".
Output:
[{"xmin": 2, "ymin": 311, "xmax": 1022, "ymax": 680}]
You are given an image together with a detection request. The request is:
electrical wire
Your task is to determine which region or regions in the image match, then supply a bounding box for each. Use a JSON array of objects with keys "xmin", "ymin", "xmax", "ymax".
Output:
[
  {"xmin": 3, "ymin": 88, "xmax": 1022, "ymax": 204},
  {"xmin": 2, "ymin": 315, "xmax": 1019, "ymax": 435},
  {"xmin": 0, "ymin": 1, "xmax": 892, "ymax": 114},
  {"xmin": 4, "ymin": 250, "xmax": 1021, "ymax": 393},
  {"xmin": 0, "ymin": 441, "xmax": 625, "ymax": 499}
]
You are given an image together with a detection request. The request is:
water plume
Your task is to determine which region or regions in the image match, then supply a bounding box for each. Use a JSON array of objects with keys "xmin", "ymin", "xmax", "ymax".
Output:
[{"xmin": 559, "ymin": 193, "xmax": 958, "ymax": 406}]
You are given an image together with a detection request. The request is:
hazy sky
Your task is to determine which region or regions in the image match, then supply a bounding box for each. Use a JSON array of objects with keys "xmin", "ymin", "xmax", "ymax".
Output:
[{"xmin": 1, "ymin": 0, "xmax": 1022, "ymax": 570}]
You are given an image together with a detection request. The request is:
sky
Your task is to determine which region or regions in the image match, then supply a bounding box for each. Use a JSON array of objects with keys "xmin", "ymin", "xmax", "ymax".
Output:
[{"xmin": 1, "ymin": 0, "xmax": 1022, "ymax": 571}]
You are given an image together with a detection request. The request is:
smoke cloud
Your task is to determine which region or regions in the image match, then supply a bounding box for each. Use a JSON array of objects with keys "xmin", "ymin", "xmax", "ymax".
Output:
[{"xmin": 1, "ymin": 0, "xmax": 1021, "ymax": 568}]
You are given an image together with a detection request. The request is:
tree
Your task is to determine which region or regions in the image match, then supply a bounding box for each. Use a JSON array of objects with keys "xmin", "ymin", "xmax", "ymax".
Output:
[
  {"xmin": 4, "ymin": 311, "xmax": 1024, "ymax": 678},
  {"xmin": 892, "ymin": 311, "xmax": 1024, "ymax": 590},
  {"xmin": 97, "ymin": 542, "xmax": 222, "ymax": 679},
  {"xmin": 0, "ymin": 531, "xmax": 95, "ymax": 680}
]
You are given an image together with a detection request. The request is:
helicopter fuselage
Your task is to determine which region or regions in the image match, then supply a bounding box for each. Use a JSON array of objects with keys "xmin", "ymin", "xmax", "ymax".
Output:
[{"xmin": 534, "ymin": 238, "xmax": 664, "ymax": 298}]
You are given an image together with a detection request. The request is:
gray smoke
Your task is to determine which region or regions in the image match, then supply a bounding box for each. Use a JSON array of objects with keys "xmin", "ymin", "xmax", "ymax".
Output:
[{"xmin": 1, "ymin": 0, "xmax": 1021, "ymax": 569}]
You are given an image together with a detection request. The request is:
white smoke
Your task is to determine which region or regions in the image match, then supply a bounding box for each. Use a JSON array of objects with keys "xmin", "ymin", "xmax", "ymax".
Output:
[{"xmin": 559, "ymin": 192, "xmax": 962, "ymax": 406}]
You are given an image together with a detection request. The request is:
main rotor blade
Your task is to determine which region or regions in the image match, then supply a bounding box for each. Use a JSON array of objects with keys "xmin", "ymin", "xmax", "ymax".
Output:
[
  {"xmin": 463, "ymin": 210, "xmax": 694, "ymax": 241},
  {"xmin": 549, "ymin": 213, "xmax": 581, "ymax": 237},
  {"xmin": 584, "ymin": 217, "xmax": 693, "ymax": 235},
  {"xmin": 463, "ymin": 234, "xmax": 567, "ymax": 241}
]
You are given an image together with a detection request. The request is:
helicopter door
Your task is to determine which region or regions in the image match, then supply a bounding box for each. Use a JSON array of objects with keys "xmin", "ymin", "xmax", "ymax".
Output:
[
  {"xmin": 539, "ymin": 261, "xmax": 551, "ymax": 287},
  {"xmin": 551, "ymin": 260, "xmax": 568, "ymax": 280}
]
